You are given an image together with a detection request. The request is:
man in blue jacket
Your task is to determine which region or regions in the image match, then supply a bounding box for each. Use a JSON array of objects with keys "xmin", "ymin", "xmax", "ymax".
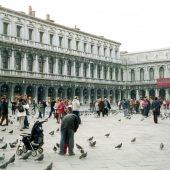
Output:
[{"xmin": 151, "ymin": 97, "xmax": 160, "ymax": 124}]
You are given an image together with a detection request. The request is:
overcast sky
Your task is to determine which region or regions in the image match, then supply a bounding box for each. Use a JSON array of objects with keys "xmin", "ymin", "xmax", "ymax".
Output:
[{"xmin": 1, "ymin": 0, "xmax": 170, "ymax": 52}]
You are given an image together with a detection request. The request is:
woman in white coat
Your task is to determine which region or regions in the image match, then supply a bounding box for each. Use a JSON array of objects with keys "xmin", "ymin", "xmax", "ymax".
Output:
[{"xmin": 17, "ymin": 99, "xmax": 29, "ymax": 131}]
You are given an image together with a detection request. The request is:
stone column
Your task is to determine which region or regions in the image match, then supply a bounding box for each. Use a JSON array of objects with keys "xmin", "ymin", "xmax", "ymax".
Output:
[
  {"xmin": 44, "ymin": 57, "xmax": 49, "ymax": 74},
  {"xmin": 44, "ymin": 86, "xmax": 48, "ymax": 102},
  {"xmin": 33, "ymin": 85, "xmax": 38, "ymax": 103},
  {"xmin": 22, "ymin": 53, "xmax": 27, "ymax": 71},
  {"xmin": 0, "ymin": 50, "xmax": 2, "ymax": 69},
  {"xmin": 72, "ymin": 61, "xmax": 76, "ymax": 76},
  {"xmin": 136, "ymin": 89, "xmax": 139, "ymax": 100},
  {"xmin": 10, "ymin": 50, "xmax": 15, "ymax": 70},
  {"xmin": 88, "ymin": 88, "xmax": 91, "ymax": 103},
  {"xmin": 165, "ymin": 89, "xmax": 170, "ymax": 99},
  {"xmin": 145, "ymin": 89, "xmax": 149, "ymax": 97},
  {"xmin": 54, "ymin": 58, "xmax": 58, "ymax": 75},
  {"xmin": 55, "ymin": 87, "xmax": 58, "ymax": 98},
  {"xmin": 64, "ymin": 60, "xmax": 67, "ymax": 76},
  {"xmin": 101, "ymin": 66, "xmax": 104, "ymax": 79},
  {"xmin": 80, "ymin": 63, "xmax": 83, "ymax": 77},
  {"xmin": 94, "ymin": 64, "xmax": 97, "ymax": 79},
  {"xmin": 155, "ymin": 88, "xmax": 159, "ymax": 97},
  {"xmin": 113, "ymin": 67, "xmax": 116, "ymax": 80},
  {"xmin": 10, "ymin": 84, "xmax": 15, "ymax": 101},
  {"xmin": 33, "ymin": 55, "xmax": 38, "ymax": 72}
]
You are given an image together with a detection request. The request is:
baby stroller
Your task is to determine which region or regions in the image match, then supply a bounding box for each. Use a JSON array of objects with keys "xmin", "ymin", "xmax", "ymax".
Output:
[{"xmin": 16, "ymin": 120, "xmax": 46, "ymax": 157}]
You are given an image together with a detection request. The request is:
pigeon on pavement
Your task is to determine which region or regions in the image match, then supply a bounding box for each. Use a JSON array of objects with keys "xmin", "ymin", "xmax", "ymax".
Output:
[
  {"xmin": 7, "ymin": 154, "xmax": 15, "ymax": 164},
  {"xmin": 44, "ymin": 162, "xmax": 53, "ymax": 170},
  {"xmin": 80, "ymin": 149, "xmax": 85, "ymax": 154},
  {"xmin": 35, "ymin": 154, "xmax": 44, "ymax": 161},
  {"xmin": 1, "ymin": 128, "xmax": 6, "ymax": 132},
  {"xmin": 160, "ymin": 143, "xmax": 164, "ymax": 150},
  {"xmin": 9, "ymin": 143, "xmax": 17, "ymax": 148},
  {"xmin": 105, "ymin": 133, "xmax": 110, "ymax": 137},
  {"xmin": 56, "ymin": 143, "xmax": 60, "ymax": 148},
  {"xmin": 0, "ymin": 162, "xmax": 8, "ymax": 169},
  {"xmin": 76, "ymin": 143, "xmax": 83, "ymax": 150},
  {"xmin": 9, "ymin": 130, "xmax": 13, "ymax": 134},
  {"xmin": 88, "ymin": 136, "xmax": 93, "ymax": 141},
  {"xmin": 49, "ymin": 131, "xmax": 54, "ymax": 136},
  {"xmin": 0, "ymin": 143, "xmax": 7, "ymax": 149},
  {"xmin": 20, "ymin": 151, "xmax": 32, "ymax": 160},
  {"xmin": 0, "ymin": 153, "xmax": 5, "ymax": 161},
  {"xmin": 131, "ymin": 137, "xmax": 136, "ymax": 143},
  {"xmin": 89, "ymin": 141, "xmax": 96, "ymax": 147},
  {"xmin": 115, "ymin": 143, "xmax": 122, "ymax": 149},
  {"xmin": 12, "ymin": 139, "xmax": 18, "ymax": 145},
  {"xmin": 0, "ymin": 137, "xmax": 4, "ymax": 143},
  {"xmin": 53, "ymin": 146, "xmax": 57, "ymax": 152},
  {"xmin": 79, "ymin": 152, "xmax": 87, "ymax": 159}
]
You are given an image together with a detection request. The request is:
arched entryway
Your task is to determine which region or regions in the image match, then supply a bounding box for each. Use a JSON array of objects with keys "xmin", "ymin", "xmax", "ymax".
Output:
[
  {"xmin": 83, "ymin": 88, "xmax": 88, "ymax": 104},
  {"xmin": 149, "ymin": 89, "xmax": 155, "ymax": 99},
  {"xmin": 130, "ymin": 90, "xmax": 136, "ymax": 100},
  {"xmin": 139, "ymin": 90, "xmax": 145, "ymax": 99},
  {"xmin": 48, "ymin": 87, "xmax": 55, "ymax": 101},
  {"xmin": 38, "ymin": 86, "xmax": 44, "ymax": 102},
  {"xmin": 58, "ymin": 87, "xmax": 64, "ymax": 99},
  {"xmin": 97, "ymin": 89, "xmax": 102, "ymax": 99},
  {"xmin": 104, "ymin": 89, "xmax": 108, "ymax": 98},
  {"xmin": 14, "ymin": 85, "xmax": 22, "ymax": 97},
  {"xmin": 159, "ymin": 89, "xmax": 165, "ymax": 100},
  {"xmin": 1, "ymin": 84, "xmax": 9, "ymax": 98},
  {"xmin": 67, "ymin": 88, "xmax": 72, "ymax": 100},
  {"xmin": 90, "ymin": 89, "xmax": 95, "ymax": 102},
  {"xmin": 75, "ymin": 88, "xmax": 80, "ymax": 97}
]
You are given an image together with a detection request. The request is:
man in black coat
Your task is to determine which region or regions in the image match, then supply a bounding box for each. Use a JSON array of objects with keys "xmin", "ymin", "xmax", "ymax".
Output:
[
  {"xmin": 59, "ymin": 110, "xmax": 79, "ymax": 156},
  {"xmin": 0, "ymin": 97, "xmax": 8, "ymax": 126}
]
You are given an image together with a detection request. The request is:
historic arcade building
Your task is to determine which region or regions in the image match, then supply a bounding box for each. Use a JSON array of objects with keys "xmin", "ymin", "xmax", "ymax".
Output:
[{"xmin": 0, "ymin": 6, "xmax": 170, "ymax": 104}]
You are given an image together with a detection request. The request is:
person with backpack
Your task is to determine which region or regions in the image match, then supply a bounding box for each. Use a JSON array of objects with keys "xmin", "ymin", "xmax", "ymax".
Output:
[{"xmin": 17, "ymin": 99, "xmax": 29, "ymax": 131}]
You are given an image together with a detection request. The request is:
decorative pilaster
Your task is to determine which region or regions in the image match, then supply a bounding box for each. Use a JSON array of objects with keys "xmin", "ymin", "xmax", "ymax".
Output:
[
  {"xmin": 72, "ymin": 61, "xmax": 75, "ymax": 76},
  {"xmin": 44, "ymin": 56, "xmax": 49, "ymax": 74},
  {"xmin": 10, "ymin": 50, "xmax": 15, "ymax": 70},
  {"xmin": 22, "ymin": 53, "xmax": 27, "ymax": 71},
  {"xmin": 33, "ymin": 55, "xmax": 38, "ymax": 72},
  {"xmin": 54, "ymin": 58, "xmax": 58, "ymax": 75}
]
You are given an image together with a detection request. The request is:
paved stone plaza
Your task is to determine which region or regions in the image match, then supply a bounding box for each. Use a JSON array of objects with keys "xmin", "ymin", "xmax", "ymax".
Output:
[{"xmin": 0, "ymin": 109, "xmax": 170, "ymax": 170}]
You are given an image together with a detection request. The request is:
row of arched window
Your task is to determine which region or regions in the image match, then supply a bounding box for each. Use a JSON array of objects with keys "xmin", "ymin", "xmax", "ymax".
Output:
[{"xmin": 131, "ymin": 67, "xmax": 164, "ymax": 81}]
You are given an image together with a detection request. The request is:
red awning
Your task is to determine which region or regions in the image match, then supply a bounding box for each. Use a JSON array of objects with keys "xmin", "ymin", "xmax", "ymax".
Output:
[{"xmin": 157, "ymin": 78, "xmax": 170, "ymax": 88}]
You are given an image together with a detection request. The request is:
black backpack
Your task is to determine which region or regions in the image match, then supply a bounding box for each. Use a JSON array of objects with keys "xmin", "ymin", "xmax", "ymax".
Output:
[{"xmin": 18, "ymin": 103, "xmax": 24, "ymax": 112}]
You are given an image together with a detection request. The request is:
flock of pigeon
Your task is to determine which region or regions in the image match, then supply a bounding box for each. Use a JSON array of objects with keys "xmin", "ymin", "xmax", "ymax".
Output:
[{"xmin": 0, "ymin": 109, "xmax": 169, "ymax": 169}]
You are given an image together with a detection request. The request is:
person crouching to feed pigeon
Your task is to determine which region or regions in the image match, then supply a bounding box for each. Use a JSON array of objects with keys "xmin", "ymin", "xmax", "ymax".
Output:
[{"xmin": 59, "ymin": 106, "xmax": 79, "ymax": 156}]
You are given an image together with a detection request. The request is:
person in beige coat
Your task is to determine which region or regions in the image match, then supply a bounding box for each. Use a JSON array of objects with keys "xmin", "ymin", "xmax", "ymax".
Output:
[{"xmin": 17, "ymin": 99, "xmax": 29, "ymax": 131}]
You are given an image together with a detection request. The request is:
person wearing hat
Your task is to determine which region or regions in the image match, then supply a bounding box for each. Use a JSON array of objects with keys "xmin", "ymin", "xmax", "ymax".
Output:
[{"xmin": 0, "ymin": 97, "xmax": 9, "ymax": 126}]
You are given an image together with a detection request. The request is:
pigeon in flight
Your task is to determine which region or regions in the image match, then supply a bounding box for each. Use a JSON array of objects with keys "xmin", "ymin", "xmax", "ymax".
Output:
[
  {"xmin": 0, "ymin": 137, "xmax": 4, "ymax": 142},
  {"xmin": 0, "ymin": 153, "xmax": 5, "ymax": 161},
  {"xmin": 35, "ymin": 154, "xmax": 44, "ymax": 161},
  {"xmin": 131, "ymin": 137, "xmax": 136, "ymax": 143},
  {"xmin": 20, "ymin": 151, "xmax": 32, "ymax": 160},
  {"xmin": 9, "ymin": 130, "xmax": 13, "ymax": 134},
  {"xmin": 0, "ymin": 143, "xmax": 7, "ymax": 149},
  {"xmin": 7, "ymin": 154, "xmax": 15, "ymax": 164},
  {"xmin": 49, "ymin": 131, "xmax": 54, "ymax": 136},
  {"xmin": 76, "ymin": 143, "xmax": 83, "ymax": 150},
  {"xmin": 44, "ymin": 162, "xmax": 53, "ymax": 170},
  {"xmin": 160, "ymin": 143, "xmax": 164, "ymax": 150},
  {"xmin": 105, "ymin": 133, "xmax": 110, "ymax": 137},
  {"xmin": 115, "ymin": 143, "xmax": 122, "ymax": 149},
  {"xmin": 88, "ymin": 136, "xmax": 93, "ymax": 141},
  {"xmin": 79, "ymin": 152, "xmax": 87, "ymax": 159},
  {"xmin": 90, "ymin": 141, "xmax": 96, "ymax": 147}
]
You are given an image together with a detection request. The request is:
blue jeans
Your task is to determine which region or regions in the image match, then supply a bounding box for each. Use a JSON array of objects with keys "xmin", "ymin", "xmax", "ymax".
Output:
[{"xmin": 60, "ymin": 129, "xmax": 74, "ymax": 154}]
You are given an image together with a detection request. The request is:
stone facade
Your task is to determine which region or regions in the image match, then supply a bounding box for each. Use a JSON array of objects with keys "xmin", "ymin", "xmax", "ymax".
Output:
[{"xmin": 0, "ymin": 5, "xmax": 170, "ymax": 104}]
